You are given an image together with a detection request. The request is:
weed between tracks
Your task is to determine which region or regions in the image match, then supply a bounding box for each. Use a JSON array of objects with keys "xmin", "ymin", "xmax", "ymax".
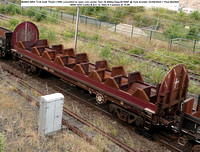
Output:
[{"xmin": 64, "ymin": 96, "xmax": 169, "ymax": 151}]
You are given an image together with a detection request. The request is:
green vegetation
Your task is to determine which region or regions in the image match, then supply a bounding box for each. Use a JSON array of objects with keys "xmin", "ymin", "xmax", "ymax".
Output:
[
  {"xmin": 145, "ymin": 49, "xmax": 200, "ymax": 72},
  {"xmin": 9, "ymin": 17, "xmax": 19, "ymax": 26},
  {"xmin": 128, "ymin": 48, "xmax": 145, "ymax": 55},
  {"xmin": 0, "ymin": 4, "xmax": 21, "ymax": 15},
  {"xmin": 100, "ymin": 45, "xmax": 112, "ymax": 59},
  {"xmin": 48, "ymin": 10, "xmax": 59, "ymax": 23},
  {"xmin": 116, "ymin": 53, "xmax": 132, "ymax": 67},
  {"xmin": 9, "ymin": 17, "xmax": 19, "ymax": 31},
  {"xmin": 39, "ymin": 27, "xmax": 57, "ymax": 43},
  {"xmin": 80, "ymin": 7, "xmax": 108, "ymax": 17},
  {"xmin": 187, "ymin": 25, "xmax": 200, "ymax": 40},
  {"xmin": 0, "ymin": 133, "xmax": 4, "ymax": 152},
  {"xmin": 189, "ymin": 81, "xmax": 200, "ymax": 94},
  {"xmin": 164, "ymin": 22, "xmax": 186, "ymax": 38},
  {"xmin": 62, "ymin": 29, "xmax": 75, "ymax": 41},
  {"xmin": 34, "ymin": 10, "xmax": 47, "ymax": 22},
  {"xmin": 26, "ymin": 7, "xmax": 36, "ymax": 17},
  {"xmin": 190, "ymin": 10, "xmax": 200, "ymax": 20},
  {"xmin": 148, "ymin": 67, "xmax": 166, "ymax": 84}
]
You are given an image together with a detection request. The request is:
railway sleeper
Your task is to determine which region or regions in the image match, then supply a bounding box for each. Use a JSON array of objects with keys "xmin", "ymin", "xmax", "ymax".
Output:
[{"xmin": 109, "ymin": 103, "xmax": 144, "ymax": 126}]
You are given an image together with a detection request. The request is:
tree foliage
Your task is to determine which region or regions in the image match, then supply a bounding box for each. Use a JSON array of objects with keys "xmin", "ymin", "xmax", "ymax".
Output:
[{"xmin": 164, "ymin": 22, "xmax": 186, "ymax": 38}]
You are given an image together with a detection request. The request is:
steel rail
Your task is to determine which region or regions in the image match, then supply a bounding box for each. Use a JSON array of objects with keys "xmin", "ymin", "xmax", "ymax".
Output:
[
  {"xmin": 0, "ymin": 63, "xmax": 191, "ymax": 152},
  {"xmin": 79, "ymin": 37, "xmax": 200, "ymax": 83},
  {"xmin": 1, "ymin": 64, "xmax": 136, "ymax": 152}
]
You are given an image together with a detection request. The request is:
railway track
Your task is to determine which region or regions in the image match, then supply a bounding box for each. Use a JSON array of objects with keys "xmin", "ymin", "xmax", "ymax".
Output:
[
  {"xmin": 0, "ymin": 62, "xmax": 192, "ymax": 152},
  {"xmin": 107, "ymin": 44, "xmax": 200, "ymax": 83},
  {"xmin": 79, "ymin": 38, "xmax": 200, "ymax": 83},
  {"xmin": 0, "ymin": 14, "xmax": 199, "ymax": 82},
  {"xmin": 1, "ymin": 64, "xmax": 137, "ymax": 152},
  {"xmin": 0, "ymin": 14, "xmax": 11, "ymax": 21}
]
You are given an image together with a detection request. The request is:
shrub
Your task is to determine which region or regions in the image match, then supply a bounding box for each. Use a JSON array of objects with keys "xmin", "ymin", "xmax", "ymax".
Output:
[
  {"xmin": 48, "ymin": 10, "xmax": 59, "ymax": 24},
  {"xmin": 0, "ymin": 5, "xmax": 5, "ymax": 14},
  {"xmin": 9, "ymin": 18, "xmax": 19, "ymax": 26},
  {"xmin": 80, "ymin": 7, "xmax": 107, "ymax": 16},
  {"xmin": 80, "ymin": 7, "xmax": 95, "ymax": 16},
  {"xmin": 190, "ymin": 10, "xmax": 200, "ymax": 20},
  {"xmin": 5, "ymin": 4, "xmax": 21, "ymax": 15},
  {"xmin": 9, "ymin": 18, "xmax": 19, "ymax": 31},
  {"xmin": 98, "ymin": 12, "xmax": 109, "ymax": 22},
  {"xmin": 34, "ymin": 10, "xmax": 47, "ymax": 22},
  {"xmin": 164, "ymin": 22, "xmax": 186, "ymax": 38},
  {"xmin": 110, "ymin": 8, "xmax": 125, "ymax": 24},
  {"xmin": 124, "ymin": 6, "xmax": 145, "ymax": 14},
  {"xmin": 187, "ymin": 25, "xmax": 199, "ymax": 40},
  {"xmin": 177, "ymin": 10, "xmax": 187, "ymax": 17},
  {"xmin": 26, "ymin": 7, "xmax": 36, "ymax": 17}
]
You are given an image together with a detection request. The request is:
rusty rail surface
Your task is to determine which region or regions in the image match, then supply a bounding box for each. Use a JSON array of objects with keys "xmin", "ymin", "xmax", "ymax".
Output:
[
  {"xmin": 79, "ymin": 37, "xmax": 200, "ymax": 83},
  {"xmin": 18, "ymin": 81, "xmax": 136, "ymax": 152},
  {"xmin": 0, "ymin": 63, "xmax": 192, "ymax": 152},
  {"xmin": 1, "ymin": 64, "xmax": 136, "ymax": 152},
  {"xmin": 0, "ymin": 14, "xmax": 11, "ymax": 21}
]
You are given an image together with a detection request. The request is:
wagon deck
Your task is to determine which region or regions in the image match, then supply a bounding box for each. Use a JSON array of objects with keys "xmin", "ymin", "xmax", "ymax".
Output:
[{"xmin": 11, "ymin": 22, "xmax": 190, "ymax": 127}]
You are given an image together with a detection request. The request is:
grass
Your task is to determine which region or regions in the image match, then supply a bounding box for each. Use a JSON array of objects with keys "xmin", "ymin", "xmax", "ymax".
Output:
[
  {"xmin": 39, "ymin": 27, "xmax": 58, "ymax": 43},
  {"xmin": 62, "ymin": 29, "xmax": 75, "ymax": 41},
  {"xmin": 145, "ymin": 49, "xmax": 200, "ymax": 72},
  {"xmin": 100, "ymin": 45, "xmax": 112, "ymax": 59},
  {"xmin": 0, "ymin": 132, "xmax": 4, "ymax": 152},
  {"xmin": 0, "ymin": 79, "xmax": 98, "ymax": 152},
  {"xmin": 188, "ymin": 81, "xmax": 200, "ymax": 95},
  {"xmin": 128, "ymin": 48, "xmax": 145, "ymax": 55}
]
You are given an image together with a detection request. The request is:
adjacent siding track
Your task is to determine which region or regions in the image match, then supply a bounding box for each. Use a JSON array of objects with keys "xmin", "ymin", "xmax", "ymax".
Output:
[
  {"xmin": 79, "ymin": 38, "xmax": 200, "ymax": 83},
  {"xmin": 0, "ymin": 13, "xmax": 11, "ymax": 21},
  {"xmin": 0, "ymin": 63, "xmax": 136, "ymax": 152}
]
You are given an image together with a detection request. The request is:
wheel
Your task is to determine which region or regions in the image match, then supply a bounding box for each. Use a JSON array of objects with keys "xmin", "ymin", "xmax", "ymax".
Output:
[
  {"xmin": 34, "ymin": 68, "xmax": 41, "ymax": 76},
  {"xmin": 135, "ymin": 118, "xmax": 143, "ymax": 126},
  {"xmin": 192, "ymin": 145, "xmax": 200, "ymax": 152},
  {"xmin": 96, "ymin": 93, "xmax": 106, "ymax": 104},
  {"xmin": 1, "ymin": 51, "xmax": 5, "ymax": 57}
]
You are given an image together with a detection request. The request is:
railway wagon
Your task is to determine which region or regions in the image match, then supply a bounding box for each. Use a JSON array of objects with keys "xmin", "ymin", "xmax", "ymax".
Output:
[
  {"xmin": 178, "ymin": 97, "xmax": 200, "ymax": 146},
  {"xmin": 9, "ymin": 22, "xmax": 191, "ymax": 129},
  {"xmin": 0, "ymin": 26, "xmax": 12, "ymax": 57},
  {"xmin": 1, "ymin": 22, "xmax": 199, "ymax": 146}
]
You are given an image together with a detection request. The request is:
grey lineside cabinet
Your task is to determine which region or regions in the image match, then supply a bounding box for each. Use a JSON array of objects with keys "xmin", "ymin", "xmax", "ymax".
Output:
[{"xmin": 38, "ymin": 93, "xmax": 64, "ymax": 135}]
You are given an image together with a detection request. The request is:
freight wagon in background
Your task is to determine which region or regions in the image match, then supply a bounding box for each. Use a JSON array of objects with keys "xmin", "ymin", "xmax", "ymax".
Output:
[
  {"xmin": 0, "ymin": 26, "xmax": 12, "ymax": 57},
  {"xmin": 0, "ymin": 21, "xmax": 200, "ymax": 147}
]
